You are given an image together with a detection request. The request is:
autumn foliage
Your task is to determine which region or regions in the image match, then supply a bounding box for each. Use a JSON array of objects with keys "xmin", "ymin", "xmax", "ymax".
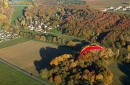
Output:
[
  {"xmin": 50, "ymin": 54, "xmax": 72, "ymax": 66},
  {"xmin": 40, "ymin": 45, "xmax": 114, "ymax": 85},
  {"xmin": 19, "ymin": 4, "xmax": 130, "ymax": 50}
]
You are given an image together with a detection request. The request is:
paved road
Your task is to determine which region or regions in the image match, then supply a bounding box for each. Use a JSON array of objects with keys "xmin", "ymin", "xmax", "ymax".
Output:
[{"xmin": 0, "ymin": 58, "xmax": 50, "ymax": 85}]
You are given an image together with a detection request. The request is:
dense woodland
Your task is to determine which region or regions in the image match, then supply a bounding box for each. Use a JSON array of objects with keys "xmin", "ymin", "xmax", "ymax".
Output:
[
  {"xmin": 41, "ymin": 46, "xmax": 115, "ymax": 85},
  {"xmin": 13, "ymin": 4, "xmax": 130, "ymax": 51}
]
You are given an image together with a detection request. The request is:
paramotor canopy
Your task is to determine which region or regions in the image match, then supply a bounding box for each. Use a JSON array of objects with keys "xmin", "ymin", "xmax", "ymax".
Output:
[{"xmin": 80, "ymin": 45, "xmax": 105, "ymax": 55}]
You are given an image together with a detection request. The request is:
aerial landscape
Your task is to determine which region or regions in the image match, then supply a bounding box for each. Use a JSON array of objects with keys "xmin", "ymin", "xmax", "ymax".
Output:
[{"xmin": 0, "ymin": 0, "xmax": 130, "ymax": 85}]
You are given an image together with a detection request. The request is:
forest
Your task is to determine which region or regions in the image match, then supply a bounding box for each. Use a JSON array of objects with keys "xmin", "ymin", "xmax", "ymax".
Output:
[
  {"xmin": 12, "ymin": 4, "xmax": 130, "ymax": 51},
  {"xmin": 41, "ymin": 46, "xmax": 115, "ymax": 85}
]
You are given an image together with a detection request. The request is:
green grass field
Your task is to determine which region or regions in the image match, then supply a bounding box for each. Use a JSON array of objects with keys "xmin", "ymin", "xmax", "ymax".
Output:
[
  {"xmin": 0, "ymin": 62, "xmax": 43, "ymax": 85},
  {"xmin": 49, "ymin": 28, "xmax": 77, "ymax": 40},
  {"xmin": 0, "ymin": 37, "xmax": 30, "ymax": 49},
  {"xmin": 11, "ymin": 6, "xmax": 27, "ymax": 25},
  {"xmin": 108, "ymin": 61, "xmax": 130, "ymax": 85},
  {"xmin": 49, "ymin": 28, "xmax": 62, "ymax": 34}
]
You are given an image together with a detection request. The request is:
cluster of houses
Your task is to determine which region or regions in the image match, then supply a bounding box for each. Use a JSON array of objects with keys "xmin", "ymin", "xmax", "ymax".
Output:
[
  {"xmin": 24, "ymin": 12, "xmax": 65, "ymax": 34},
  {"xmin": 26, "ymin": 19, "xmax": 53, "ymax": 34},
  {"xmin": 0, "ymin": 30, "xmax": 20, "ymax": 42},
  {"xmin": 98, "ymin": 5, "xmax": 130, "ymax": 12}
]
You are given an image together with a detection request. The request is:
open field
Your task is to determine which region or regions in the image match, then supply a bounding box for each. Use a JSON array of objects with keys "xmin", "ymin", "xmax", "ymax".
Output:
[
  {"xmin": 0, "ymin": 37, "xmax": 30, "ymax": 49},
  {"xmin": 0, "ymin": 40, "xmax": 74, "ymax": 76},
  {"xmin": 11, "ymin": 6, "xmax": 27, "ymax": 25},
  {"xmin": 87, "ymin": 0, "xmax": 130, "ymax": 8},
  {"xmin": 0, "ymin": 61, "xmax": 43, "ymax": 85},
  {"xmin": 108, "ymin": 61, "xmax": 130, "ymax": 85}
]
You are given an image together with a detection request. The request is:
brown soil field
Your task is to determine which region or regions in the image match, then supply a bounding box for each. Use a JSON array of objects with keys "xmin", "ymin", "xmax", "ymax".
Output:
[
  {"xmin": 0, "ymin": 40, "xmax": 74, "ymax": 76},
  {"xmin": 86, "ymin": 0, "xmax": 130, "ymax": 8}
]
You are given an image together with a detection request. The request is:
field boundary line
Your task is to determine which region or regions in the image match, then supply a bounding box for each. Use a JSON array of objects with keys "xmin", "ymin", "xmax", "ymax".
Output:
[{"xmin": 0, "ymin": 58, "xmax": 50, "ymax": 85}]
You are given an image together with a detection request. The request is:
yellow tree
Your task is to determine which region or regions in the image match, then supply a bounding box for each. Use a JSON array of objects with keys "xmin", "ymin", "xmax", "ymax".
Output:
[
  {"xmin": 40, "ymin": 68, "xmax": 48, "ymax": 78},
  {"xmin": 40, "ymin": 36, "xmax": 46, "ymax": 42},
  {"xmin": 2, "ymin": 24, "xmax": 10, "ymax": 31},
  {"xmin": 96, "ymin": 74, "xmax": 103, "ymax": 80},
  {"xmin": 127, "ymin": 45, "xmax": 130, "ymax": 52},
  {"xmin": 4, "ymin": 0, "xmax": 8, "ymax": 8}
]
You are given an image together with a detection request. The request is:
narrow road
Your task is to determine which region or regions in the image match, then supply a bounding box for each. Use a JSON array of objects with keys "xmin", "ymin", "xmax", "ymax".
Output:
[
  {"xmin": 0, "ymin": 58, "xmax": 50, "ymax": 85},
  {"xmin": 49, "ymin": 32, "xmax": 83, "ymax": 40},
  {"xmin": 49, "ymin": 32, "xmax": 91, "ymax": 43}
]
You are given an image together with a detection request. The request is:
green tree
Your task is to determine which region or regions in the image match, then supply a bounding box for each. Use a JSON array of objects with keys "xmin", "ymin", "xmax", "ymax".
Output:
[
  {"xmin": 40, "ymin": 68, "xmax": 48, "ymax": 78},
  {"xmin": 61, "ymin": 38, "xmax": 66, "ymax": 45},
  {"xmin": 20, "ymin": 31, "xmax": 24, "ymax": 36},
  {"xmin": 47, "ymin": 36, "xmax": 53, "ymax": 42},
  {"xmin": 67, "ymin": 79, "xmax": 74, "ymax": 85},
  {"xmin": 116, "ymin": 42, "xmax": 122, "ymax": 49},
  {"xmin": 23, "ymin": 32, "xmax": 27, "ymax": 37},
  {"xmin": 96, "ymin": 60, "xmax": 103, "ymax": 67},
  {"xmin": 127, "ymin": 45, "xmax": 130, "ymax": 52}
]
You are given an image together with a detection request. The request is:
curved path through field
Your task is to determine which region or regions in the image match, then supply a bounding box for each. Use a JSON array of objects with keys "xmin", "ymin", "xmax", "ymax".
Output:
[{"xmin": 0, "ymin": 58, "xmax": 50, "ymax": 85}]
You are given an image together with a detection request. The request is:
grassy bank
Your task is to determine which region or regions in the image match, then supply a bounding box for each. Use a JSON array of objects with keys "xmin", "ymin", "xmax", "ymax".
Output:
[
  {"xmin": 108, "ymin": 61, "xmax": 130, "ymax": 85},
  {"xmin": 11, "ymin": 6, "xmax": 27, "ymax": 25},
  {"xmin": 0, "ymin": 61, "xmax": 43, "ymax": 85},
  {"xmin": 0, "ymin": 37, "xmax": 30, "ymax": 49}
]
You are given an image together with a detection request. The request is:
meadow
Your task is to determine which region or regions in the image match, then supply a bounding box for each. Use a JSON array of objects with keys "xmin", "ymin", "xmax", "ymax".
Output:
[
  {"xmin": 0, "ymin": 37, "xmax": 30, "ymax": 49},
  {"xmin": 11, "ymin": 6, "xmax": 27, "ymax": 25},
  {"xmin": 108, "ymin": 61, "xmax": 130, "ymax": 85},
  {"xmin": 0, "ymin": 61, "xmax": 43, "ymax": 85},
  {"xmin": 0, "ymin": 40, "xmax": 74, "ymax": 76}
]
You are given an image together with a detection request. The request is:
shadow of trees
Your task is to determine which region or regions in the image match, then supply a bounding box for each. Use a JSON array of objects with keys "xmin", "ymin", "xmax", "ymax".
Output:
[
  {"xmin": 118, "ymin": 62, "xmax": 130, "ymax": 85},
  {"xmin": 34, "ymin": 46, "xmax": 78, "ymax": 74}
]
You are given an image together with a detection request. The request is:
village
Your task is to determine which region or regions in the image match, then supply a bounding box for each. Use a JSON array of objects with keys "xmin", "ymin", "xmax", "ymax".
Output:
[
  {"xmin": 99, "ymin": 5, "xmax": 130, "ymax": 12},
  {"xmin": 28, "ymin": 12, "xmax": 65, "ymax": 34},
  {"xmin": 27, "ymin": 20, "xmax": 53, "ymax": 34},
  {"xmin": 0, "ymin": 30, "xmax": 20, "ymax": 42}
]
